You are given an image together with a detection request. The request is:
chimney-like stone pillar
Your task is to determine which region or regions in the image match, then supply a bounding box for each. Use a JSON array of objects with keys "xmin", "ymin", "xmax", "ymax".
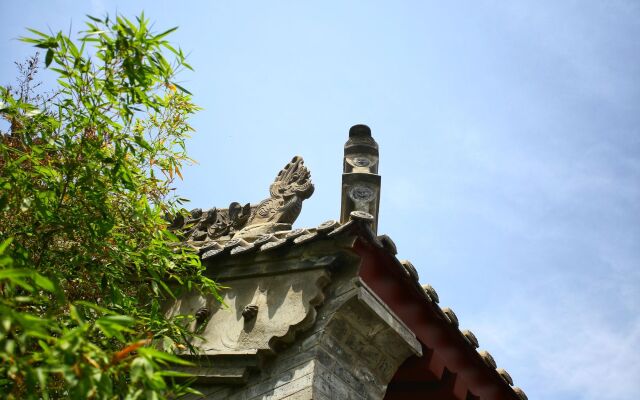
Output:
[{"xmin": 340, "ymin": 124, "xmax": 381, "ymax": 233}]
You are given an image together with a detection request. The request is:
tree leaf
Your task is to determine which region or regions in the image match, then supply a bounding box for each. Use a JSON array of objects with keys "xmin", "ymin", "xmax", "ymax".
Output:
[
  {"xmin": 138, "ymin": 347, "xmax": 194, "ymax": 366},
  {"xmin": 33, "ymin": 273, "xmax": 56, "ymax": 293},
  {"xmin": 45, "ymin": 48, "xmax": 53, "ymax": 67}
]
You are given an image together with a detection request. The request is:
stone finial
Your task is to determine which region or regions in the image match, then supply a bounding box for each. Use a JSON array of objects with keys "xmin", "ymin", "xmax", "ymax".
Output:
[{"xmin": 340, "ymin": 124, "xmax": 381, "ymax": 233}]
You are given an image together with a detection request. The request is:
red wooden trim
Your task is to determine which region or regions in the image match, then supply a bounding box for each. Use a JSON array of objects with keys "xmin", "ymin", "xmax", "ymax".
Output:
[{"xmin": 354, "ymin": 239, "xmax": 517, "ymax": 400}]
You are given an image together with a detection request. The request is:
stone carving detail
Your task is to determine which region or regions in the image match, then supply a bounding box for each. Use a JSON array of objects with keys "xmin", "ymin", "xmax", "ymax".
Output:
[
  {"xmin": 349, "ymin": 185, "xmax": 376, "ymax": 202},
  {"xmin": 195, "ymin": 307, "xmax": 210, "ymax": 324},
  {"xmin": 165, "ymin": 268, "xmax": 330, "ymax": 355},
  {"xmin": 242, "ymin": 304, "xmax": 259, "ymax": 321},
  {"xmin": 247, "ymin": 156, "xmax": 314, "ymax": 226},
  {"xmin": 341, "ymin": 124, "xmax": 381, "ymax": 233},
  {"xmin": 173, "ymin": 203, "xmax": 252, "ymax": 243},
  {"xmin": 352, "ymin": 156, "xmax": 371, "ymax": 167},
  {"xmin": 171, "ymin": 156, "xmax": 313, "ymax": 242}
]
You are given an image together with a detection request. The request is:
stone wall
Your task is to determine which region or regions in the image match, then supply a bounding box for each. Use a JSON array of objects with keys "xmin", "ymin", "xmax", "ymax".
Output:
[{"xmin": 180, "ymin": 248, "xmax": 421, "ymax": 400}]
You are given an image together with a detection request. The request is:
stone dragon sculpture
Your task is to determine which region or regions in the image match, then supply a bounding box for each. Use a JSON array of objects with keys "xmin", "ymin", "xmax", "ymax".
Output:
[
  {"xmin": 247, "ymin": 156, "xmax": 314, "ymax": 226},
  {"xmin": 171, "ymin": 156, "xmax": 314, "ymax": 243}
]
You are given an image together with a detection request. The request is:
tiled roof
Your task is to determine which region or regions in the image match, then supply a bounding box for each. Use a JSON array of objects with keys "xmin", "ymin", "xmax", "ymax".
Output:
[{"xmin": 183, "ymin": 210, "xmax": 527, "ymax": 400}]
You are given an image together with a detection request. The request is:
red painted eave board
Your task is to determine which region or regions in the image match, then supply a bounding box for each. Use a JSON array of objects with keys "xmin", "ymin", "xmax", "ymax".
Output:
[{"xmin": 353, "ymin": 239, "xmax": 519, "ymax": 400}]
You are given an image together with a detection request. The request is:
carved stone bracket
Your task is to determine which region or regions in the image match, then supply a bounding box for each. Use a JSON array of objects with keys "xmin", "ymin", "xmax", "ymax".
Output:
[{"xmin": 164, "ymin": 254, "xmax": 334, "ymax": 384}]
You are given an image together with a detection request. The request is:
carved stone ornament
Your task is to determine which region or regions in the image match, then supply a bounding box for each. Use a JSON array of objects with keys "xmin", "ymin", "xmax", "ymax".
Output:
[
  {"xmin": 165, "ymin": 268, "xmax": 330, "ymax": 355},
  {"xmin": 171, "ymin": 156, "xmax": 314, "ymax": 243},
  {"xmin": 247, "ymin": 156, "xmax": 315, "ymax": 226},
  {"xmin": 242, "ymin": 304, "xmax": 259, "ymax": 321},
  {"xmin": 349, "ymin": 184, "xmax": 376, "ymax": 202},
  {"xmin": 195, "ymin": 307, "xmax": 210, "ymax": 324}
]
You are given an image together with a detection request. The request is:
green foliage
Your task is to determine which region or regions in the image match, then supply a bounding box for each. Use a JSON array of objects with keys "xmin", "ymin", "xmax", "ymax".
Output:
[{"xmin": 0, "ymin": 14, "xmax": 219, "ymax": 399}]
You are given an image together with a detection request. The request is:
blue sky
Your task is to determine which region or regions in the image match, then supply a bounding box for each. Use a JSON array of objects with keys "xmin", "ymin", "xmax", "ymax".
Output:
[{"xmin": 2, "ymin": 1, "xmax": 639, "ymax": 399}]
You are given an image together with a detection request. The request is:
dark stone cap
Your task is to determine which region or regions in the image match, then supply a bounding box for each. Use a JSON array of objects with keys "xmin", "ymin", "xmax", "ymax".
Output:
[
  {"xmin": 345, "ymin": 124, "xmax": 378, "ymax": 153},
  {"xmin": 349, "ymin": 124, "xmax": 372, "ymax": 138}
]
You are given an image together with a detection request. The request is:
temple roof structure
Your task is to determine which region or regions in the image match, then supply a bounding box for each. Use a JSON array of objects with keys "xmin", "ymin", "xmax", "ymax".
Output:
[{"xmin": 168, "ymin": 125, "xmax": 527, "ymax": 400}]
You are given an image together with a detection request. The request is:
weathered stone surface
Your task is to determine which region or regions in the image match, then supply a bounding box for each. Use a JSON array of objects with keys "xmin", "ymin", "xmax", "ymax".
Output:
[
  {"xmin": 169, "ymin": 124, "xmax": 526, "ymax": 399},
  {"xmin": 164, "ymin": 156, "xmax": 421, "ymax": 399},
  {"xmin": 166, "ymin": 269, "xmax": 329, "ymax": 355},
  {"xmin": 340, "ymin": 124, "xmax": 382, "ymax": 233},
  {"xmin": 183, "ymin": 259, "xmax": 421, "ymax": 399},
  {"xmin": 171, "ymin": 156, "xmax": 314, "ymax": 245},
  {"xmin": 246, "ymin": 156, "xmax": 314, "ymax": 227}
]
